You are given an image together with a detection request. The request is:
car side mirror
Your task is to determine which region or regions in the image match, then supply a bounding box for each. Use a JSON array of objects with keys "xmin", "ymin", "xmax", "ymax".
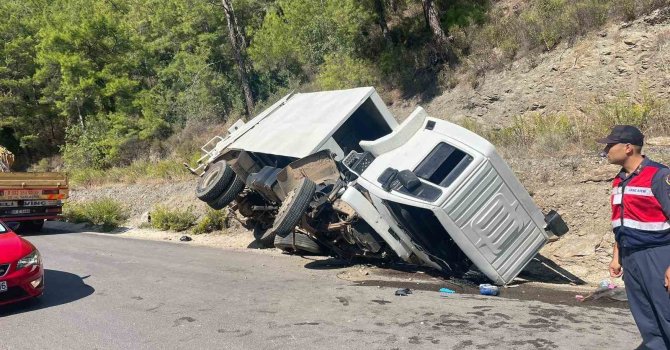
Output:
[{"xmin": 398, "ymin": 170, "xmax": 421, "ymax": 191}]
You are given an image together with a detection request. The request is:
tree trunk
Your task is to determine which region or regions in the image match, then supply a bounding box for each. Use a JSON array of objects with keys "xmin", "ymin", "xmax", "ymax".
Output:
[
  {"xmin": 221, "ymin": 0, "xmax": 254, "ymax": 117},
  {"xmin": 390, "ymin": 0, "xmax": 399, "ymax": 12},
  {"xmin": 421, "ymin": 0, "xmax": 448, "ymax": 50},
  {"xmin": 374, "ymin": 0, "xmax": 392, "ymax": 44}
]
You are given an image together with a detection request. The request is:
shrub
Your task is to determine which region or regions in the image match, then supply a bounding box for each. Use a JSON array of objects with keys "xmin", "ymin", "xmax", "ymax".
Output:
[
  {"xmin": 192, "ymin": 209, "xmax": 229, "ymax": 234},
  {"xmin": 487, "ymin": 113, "xmax": 577, "ymax": 151},
  {"xmin": 150, "ymin": 205, "xmax": 197, "ymax": 231},
  {"xmin": 592, "ymin": 94, "xmax": 670, "ymax": 144},
  {"xmin": 467, "ymin": 94, "xmax": 669, "ymax": 156},
  {"xmin": 63, "ymin": 198, "xmax": 129, "ymax": 231},
  {"xmin": 68, "ymin": 159, "xmax": 189, "ymax": 187}
]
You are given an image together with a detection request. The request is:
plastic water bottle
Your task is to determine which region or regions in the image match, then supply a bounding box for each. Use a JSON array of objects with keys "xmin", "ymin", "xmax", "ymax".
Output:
[
  {"xmin": 599, "ymin": 279, "xmax": 610, "ymax": 289},
  {"xmin": 479, "ymin": 284, "xmax": 500, "ymax": 296}
]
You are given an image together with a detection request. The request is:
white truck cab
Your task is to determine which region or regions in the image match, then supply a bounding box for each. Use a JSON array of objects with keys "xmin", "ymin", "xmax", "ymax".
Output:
[{"xmin": 341, "ymin": 107, "xmax": 565, "ymax": 285}]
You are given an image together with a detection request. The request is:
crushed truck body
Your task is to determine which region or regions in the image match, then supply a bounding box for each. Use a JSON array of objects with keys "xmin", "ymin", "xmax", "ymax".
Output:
[{"xmin": 187, "ymin": 87, "xmax": 568, "ymax": 285}]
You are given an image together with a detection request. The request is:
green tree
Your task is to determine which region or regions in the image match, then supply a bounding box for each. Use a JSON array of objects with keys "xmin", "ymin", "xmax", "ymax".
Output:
[{"xmin": 0, "ymin": 0, "xmax": 63, "ymax": 165}]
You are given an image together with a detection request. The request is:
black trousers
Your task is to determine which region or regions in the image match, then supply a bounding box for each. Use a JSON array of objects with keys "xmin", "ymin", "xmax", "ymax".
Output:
[{"xmin": 622, "ymin": 244, "xmax": 670, "ymax": 350}]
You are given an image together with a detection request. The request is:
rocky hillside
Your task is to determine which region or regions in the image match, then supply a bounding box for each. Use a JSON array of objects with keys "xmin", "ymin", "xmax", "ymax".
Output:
[{"xmin": 390, "ymin": 7, "xmax": 670, "ymax": 126}]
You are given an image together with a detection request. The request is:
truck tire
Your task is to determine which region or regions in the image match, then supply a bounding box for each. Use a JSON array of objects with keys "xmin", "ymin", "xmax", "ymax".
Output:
[
  {"xmin": 207, "ymin": 175, "xmax": 245, "ymax": 210},
  {"xmin": 18, "ymin": 220, "xmax": 44, "ymax": 233},
  {"xmin": 195, "ymin": 161, "xmax": 234, "ymax": 202},
  {"xmin": 252, "ymin": 220, "xmax": 275, "ymax": 248},
  {"xmin": 270, "ymin": 177, "xmax": 315, "ymax": 238},
  {"xmin": 273, "ymin": 231, "xmax": 322, "ymax": 254}
]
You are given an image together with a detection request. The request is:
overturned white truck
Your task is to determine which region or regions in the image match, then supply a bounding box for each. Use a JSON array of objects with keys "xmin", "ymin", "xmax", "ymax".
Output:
[{"xmin": 187, "ymin": 87, "xmax": 568, "ymax": 285}]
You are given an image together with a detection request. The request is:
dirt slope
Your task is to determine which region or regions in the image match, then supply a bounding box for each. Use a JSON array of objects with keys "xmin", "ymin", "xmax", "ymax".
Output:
[{"xmin": 389, "ymin": 7, "xmax": 670, "ymax": 125}]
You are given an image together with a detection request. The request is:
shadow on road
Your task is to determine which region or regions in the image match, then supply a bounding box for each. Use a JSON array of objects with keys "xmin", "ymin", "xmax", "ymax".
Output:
[
  {"xmin": 518, "ymin": 254, "xmax": 586, "ymax": 285},
  {"xmin": 16, "ymin": 221, "xmax": 131, "ymax": 237},
  {"xmin": 0, "ymin": 269, "xmax": 95, "ymax": 317},
  {"xmin": 305, "ymin": 254, "xmax": 586, "ymax": 286}
]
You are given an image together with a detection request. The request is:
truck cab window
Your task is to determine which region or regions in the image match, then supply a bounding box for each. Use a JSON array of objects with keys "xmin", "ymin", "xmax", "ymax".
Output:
[{"xmin": 414, "ymin": 142, "xmax": 473, "ymax": 187}]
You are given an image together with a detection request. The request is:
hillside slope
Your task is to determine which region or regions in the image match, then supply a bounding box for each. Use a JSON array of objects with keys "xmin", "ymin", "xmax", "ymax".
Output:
[{"xmin": 390, "ymin": 7, "xmax": 670, "ymax": 126}]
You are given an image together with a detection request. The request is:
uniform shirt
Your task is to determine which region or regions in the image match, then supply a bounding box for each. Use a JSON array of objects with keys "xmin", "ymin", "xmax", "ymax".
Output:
[{"xmin": 615, "ymin": 157, "xmax": 670, "ymax": 219}]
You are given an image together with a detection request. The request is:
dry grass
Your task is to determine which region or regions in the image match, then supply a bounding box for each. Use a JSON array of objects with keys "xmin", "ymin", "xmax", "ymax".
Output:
[
  {"xmin": 459, "ymin": 95, "xmax": 670, "ymax": 155},
  {"xmin": 461, "ymin": 0, "xmax": 669, "ymax": 75}
]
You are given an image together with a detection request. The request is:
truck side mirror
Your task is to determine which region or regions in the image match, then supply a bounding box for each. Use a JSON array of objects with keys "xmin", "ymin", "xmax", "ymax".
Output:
[
  {"xmin": 544, "ymin": 210, "xmax": 569, "ymax": 236},
  {"xmin": 398, "ymin": 170, "xmax": 421, "ymax": 191}
]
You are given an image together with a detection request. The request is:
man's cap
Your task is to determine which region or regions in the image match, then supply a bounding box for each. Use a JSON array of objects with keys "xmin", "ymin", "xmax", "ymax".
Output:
[{"xmin": 597, "ymin": 125, "xmax": 644, "ymax": 146}]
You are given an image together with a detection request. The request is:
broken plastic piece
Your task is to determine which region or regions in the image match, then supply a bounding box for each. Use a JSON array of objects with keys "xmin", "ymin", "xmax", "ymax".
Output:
[
  {"xmin": 439, "ymin": 288, "xmax": 456, "ymax": 296},
  {"xmin": 395, "ymin": 288, "xmax": 412, "ymax": 296}
]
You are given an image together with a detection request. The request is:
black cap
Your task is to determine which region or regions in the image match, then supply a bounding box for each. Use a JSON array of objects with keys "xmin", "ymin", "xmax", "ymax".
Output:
[{"xmin": 597, "ymin": 125, "xmax": 644, "ymax": 146}]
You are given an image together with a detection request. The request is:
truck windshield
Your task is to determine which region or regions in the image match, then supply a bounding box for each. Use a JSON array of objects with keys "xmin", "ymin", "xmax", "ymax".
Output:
[
  {"xmin": 0, "ymin": 223, "xmax": 7, "ymax": 234},
  {"xmin": 414, "ymin": 142, "xmax": 473, "ymax": 187}
]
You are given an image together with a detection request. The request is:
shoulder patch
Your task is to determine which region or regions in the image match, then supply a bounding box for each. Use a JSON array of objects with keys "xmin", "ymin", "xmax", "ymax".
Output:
[{"xmin": 666, "ymin": 174, "xmax": 670, "ymax": 186}]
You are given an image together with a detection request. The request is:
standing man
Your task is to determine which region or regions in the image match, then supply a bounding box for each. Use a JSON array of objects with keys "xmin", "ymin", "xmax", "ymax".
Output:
[{"xmin": 599, "ymin": 125, "xmax": 670, "ymax": 349}]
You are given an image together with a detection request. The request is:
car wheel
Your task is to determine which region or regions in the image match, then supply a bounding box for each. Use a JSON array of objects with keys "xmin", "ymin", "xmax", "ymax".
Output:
[
  {"xmin": 270, "ymin": 177, "xmax": 315, "ymax": 238},
  {"xmin": 195, "ymin": 161, "xmax": 235, "ymax": 202},
  {"xmin": 207, "ymin": 175, "xmax": 245, "ymax": 210},
  {"xmin": 252, "ymin": 220, "xmax": 275, "ymax": 248},
  {"xmin": 273, "ymin": 231, "xmax": 322, "ymax": 254}
]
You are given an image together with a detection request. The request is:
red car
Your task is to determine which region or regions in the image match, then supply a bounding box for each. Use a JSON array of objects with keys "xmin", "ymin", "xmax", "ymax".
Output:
[{"xmin": 0, "ymin": 221, "xmax": 43, "ymax": 306}]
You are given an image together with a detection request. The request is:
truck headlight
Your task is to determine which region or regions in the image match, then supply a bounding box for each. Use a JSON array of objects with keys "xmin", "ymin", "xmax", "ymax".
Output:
[{"xmin": 16, "ymin": 250, "xmax": 40, "ymax": 270}]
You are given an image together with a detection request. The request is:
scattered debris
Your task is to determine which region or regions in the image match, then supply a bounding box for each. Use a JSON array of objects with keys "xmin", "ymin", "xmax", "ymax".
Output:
[
  {"xmin": 395, "ymin": 288, "xmax": 412, "ymax": 296},
  {"xmin": 577, "ymin": 282, "xmax": 627, "ymax": 302},
  {"xmin": 179, "ymin": 235, "xmax": 192, "ymax": 242},
  {"xmin": 479, "ymin": 284, "xmax": 500, "ymax": 296},
  {"xmin": 439, "ymin": 288, "xmax": 456, "ymax": 296}
]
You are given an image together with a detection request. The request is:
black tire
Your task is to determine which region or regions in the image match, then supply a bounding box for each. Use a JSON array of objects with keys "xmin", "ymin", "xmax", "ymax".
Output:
[
  {"xmin": 195, "ymin": 161, "xmax": 235, "ymax": 202},
  {"xmin": 252, "ymin": 221, "xmax": 275, "ymax": 248},
  {"xmin": 270, "ymin": 177, "xmax": 316, "ymax": 238},
  {"xmin": 273, "ymin": 231, "xmax": 322, "ymax": 254},
  {"xmin": 18, "ymin": 220, "xmax": 44, "ymax": 233},
  {"xmin": 207, "ymin": 175, "xmax": 245, "ymax": 210}
]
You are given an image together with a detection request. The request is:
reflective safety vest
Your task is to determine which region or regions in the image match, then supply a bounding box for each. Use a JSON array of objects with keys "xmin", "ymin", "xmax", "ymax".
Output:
[{"xmin": 611, "ymin": 164, "xmax": 670, "ymax": 248}]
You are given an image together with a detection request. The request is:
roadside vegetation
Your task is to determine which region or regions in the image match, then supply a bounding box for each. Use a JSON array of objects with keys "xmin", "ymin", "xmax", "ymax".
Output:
[
  {"xmin": 146, "ymin": 206, "xmax": 229, "ymax": 234},
  {"xmin": 149, "ymin": 205, "xmax": 198, "ymax": 232},
  {"xmin": 192, "ymin": 209, "xmax": 230, "ymax": 235},
  {"xmin": 67, "ymin": 160, "xmax": 190, "ymax": 187},
  {"xmin": 460, "ymin": 95, "xmax": 670, "ymax": 155},
  {"xmin": 63, "ymin": 198, "xmax": 129, "ymax": 231},
  {"xmin": 1, "ymin": 0, "xmax": 668, "ymax": 177}
]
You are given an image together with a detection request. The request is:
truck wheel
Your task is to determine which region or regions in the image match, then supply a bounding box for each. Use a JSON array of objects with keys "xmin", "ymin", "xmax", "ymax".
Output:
[
  {"xmin": 195, "ymin": 161, "xmax": 234, "ymax": 202},
  {"xmin": 18, "ymin": 220, "xmax": 44, "ymax": 233},
  {"xmin": 252, "ymin": 221, "xmax": 275, "ymax": 248},
  {"xmin": 270, "ymin": 177, "xmax": 315, "ymax": 238},
  {"xmin": 274, "ymin": 231, "xmax": 322, "ymax": 254},
  {"xmin": 207, "ymin": 175, "xmax": 245, "ymax": 210}
]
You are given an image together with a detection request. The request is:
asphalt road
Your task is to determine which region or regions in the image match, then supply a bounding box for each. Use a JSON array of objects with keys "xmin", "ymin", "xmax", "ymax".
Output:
[{"xmin": 1, "ymin": 230, "xmax": 641, "ymax": 350}]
